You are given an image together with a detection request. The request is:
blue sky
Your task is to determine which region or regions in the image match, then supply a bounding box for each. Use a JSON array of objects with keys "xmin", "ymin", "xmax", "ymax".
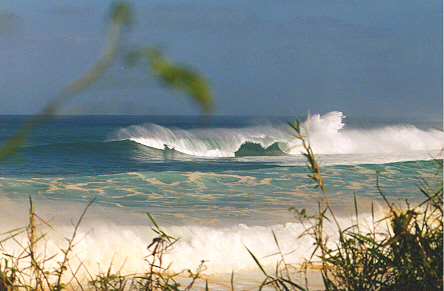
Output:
[{"xmin": 0, "ymin": 0, "xmax": 442, "ymax": 119}]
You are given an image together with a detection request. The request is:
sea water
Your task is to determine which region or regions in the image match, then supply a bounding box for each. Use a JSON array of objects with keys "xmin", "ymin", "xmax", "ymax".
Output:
[{"xmin": 0, "ymin": 111, "xmax": 442, "ymax": 289}]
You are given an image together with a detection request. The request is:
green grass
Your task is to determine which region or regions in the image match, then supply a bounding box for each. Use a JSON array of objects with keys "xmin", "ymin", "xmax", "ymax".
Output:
[
  {"xmin": 0, "ymin": 199, "xmax": 209, "ymax": 291},
  {"xmin": 250, "ymin": 116, "xmax": 443, "ymax": 291}
]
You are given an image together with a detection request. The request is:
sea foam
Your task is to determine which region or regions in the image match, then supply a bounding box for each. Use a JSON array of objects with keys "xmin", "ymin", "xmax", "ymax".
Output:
[
  {"xmin": 113, "ymin": 111, "xmax": 443, "ymax": 164},
  {"xmin": 0, "ymin": 209, "xmax": 387, "ymax": 284}
]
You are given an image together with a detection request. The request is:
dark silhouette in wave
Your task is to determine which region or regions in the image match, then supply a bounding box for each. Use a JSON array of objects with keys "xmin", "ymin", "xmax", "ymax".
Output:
[{"xmin": 235, "ymin": 142, "xmax": 286, "ymax": 157}]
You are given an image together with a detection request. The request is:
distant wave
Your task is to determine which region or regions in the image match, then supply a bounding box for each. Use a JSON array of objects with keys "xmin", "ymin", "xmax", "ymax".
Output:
[
  {"xmin": 289, "ymin": 111, "xmax": 443, "ymax": 156},
  {"xmin": 112, "ymin": 111, "xmax": 443, "ymax": 163},
  {"xmin": 112, "ymin": 122, "xmax": 290, "ymax": 158}
]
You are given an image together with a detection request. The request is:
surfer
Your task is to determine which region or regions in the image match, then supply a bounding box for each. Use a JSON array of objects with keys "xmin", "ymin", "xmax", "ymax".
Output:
[{"xmin": 163, "ymin": 144, "xmax": 174, "ymax": 160}]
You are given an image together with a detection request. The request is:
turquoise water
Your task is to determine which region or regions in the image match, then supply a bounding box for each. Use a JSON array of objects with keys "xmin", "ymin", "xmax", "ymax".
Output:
[
  {"xmin": 1, "ymin": 161, "xmax": 440, "ymax": 226},
  {"xmin": 0, "ymin": 111, "xmax": 442, "ymax": 285}
]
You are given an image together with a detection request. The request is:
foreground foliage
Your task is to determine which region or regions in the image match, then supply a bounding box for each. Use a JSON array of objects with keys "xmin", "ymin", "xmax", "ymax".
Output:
[
  {"xmin": 253, "ymin": 116, "xmax": 442, "ymax": 291},
  {"xmin": 0, "ymin": 200, "xmax": 208, "ymax": 291},
  {"xmin": 0, "ymin": 1, "xmax": 213, "ymax": 163}
]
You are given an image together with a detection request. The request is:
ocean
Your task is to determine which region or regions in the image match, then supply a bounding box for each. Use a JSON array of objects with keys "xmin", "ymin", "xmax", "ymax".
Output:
[{"xmin": 0, "ymin": 111, "xmax": 442, "ymax": 289}]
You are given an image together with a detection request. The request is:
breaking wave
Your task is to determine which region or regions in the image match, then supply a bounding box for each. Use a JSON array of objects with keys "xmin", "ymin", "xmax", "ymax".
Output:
[{"xmin": 113, "ymin": 111, "xmax": 442, "ymax": 163}]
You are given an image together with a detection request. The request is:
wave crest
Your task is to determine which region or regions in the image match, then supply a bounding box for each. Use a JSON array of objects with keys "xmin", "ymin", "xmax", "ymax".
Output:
[
  {"xmin": 112, "ymin": 111, "xmax": 443, "ymax": 162},
  {"xmin": 114, "ymin": 123, "xmax": 289, "ymax": 157}
]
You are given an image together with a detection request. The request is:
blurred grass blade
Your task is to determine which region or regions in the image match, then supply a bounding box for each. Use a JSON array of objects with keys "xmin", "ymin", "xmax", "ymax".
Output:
[{"xmin": 231, "ymin": 270, "xmax": 234, "ymax": 291}]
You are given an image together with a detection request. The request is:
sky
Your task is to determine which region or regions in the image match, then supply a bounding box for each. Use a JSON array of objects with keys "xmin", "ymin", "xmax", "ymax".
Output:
[{"xmin": 0, "ymin": 0, "xmax": 442, "ymax": 119}]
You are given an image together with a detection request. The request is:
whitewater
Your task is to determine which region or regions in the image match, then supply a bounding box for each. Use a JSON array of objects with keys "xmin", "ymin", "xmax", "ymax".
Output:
[
  {"xmin": 0, "ymin": 111, "xmax": 442, "ymax": 289},
  {"xmin": 114, "ymin": 111, "xmax": 441, "ymax": 163}
]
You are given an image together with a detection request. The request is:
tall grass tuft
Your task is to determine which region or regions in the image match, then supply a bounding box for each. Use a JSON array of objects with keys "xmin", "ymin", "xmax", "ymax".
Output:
[
  {"xmin": 0, "ymin": 200, "xmax": 207, "ymax": 291},
  {"xmin": 248, "ymin": 116, "xmax": 443, "ymax": 290},
  {"xmin": 288, "ymin": 116, "xmax": 442, "ymax": 290}
]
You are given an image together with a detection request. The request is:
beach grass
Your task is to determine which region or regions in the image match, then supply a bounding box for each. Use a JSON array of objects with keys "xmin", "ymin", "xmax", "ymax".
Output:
[
  {"xmin": 249, "ymin": 117, "xmax": 443, "ymax": 291},
  {"xmin": 0, "ymin": 198, "xmax": 209, "ymax": 291}
]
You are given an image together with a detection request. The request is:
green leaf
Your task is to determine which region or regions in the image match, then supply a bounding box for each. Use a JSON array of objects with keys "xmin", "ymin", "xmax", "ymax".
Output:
[
  {"xmin": 349, "ymin": 232, "xmax": 378, "ymax": 245},
  {"xmin": 126, "ymin": 48, "xmax": 214, "ymax": 114},
  {"xmin": 293, "ymin": 117, "xmax": 300, "ymax": 134},
  {"xmin": 245, "ymin": 247, "xmax": 268, "ymax": 276},
  {"xmin": 146, "ymin": 212, "xmax": 160, "ymax": 230},
  {"xmin": 286, "ymin": 117, "xmax": 300, "ymax": 135}
]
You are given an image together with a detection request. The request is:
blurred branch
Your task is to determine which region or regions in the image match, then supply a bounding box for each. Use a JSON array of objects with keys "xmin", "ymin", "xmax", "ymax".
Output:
[{"xmin": 0, "ymin": 1, "xmax": 213, "ymax": 162}]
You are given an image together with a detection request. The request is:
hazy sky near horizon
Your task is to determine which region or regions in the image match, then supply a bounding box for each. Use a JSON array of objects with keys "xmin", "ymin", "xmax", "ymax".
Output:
[{"xmin": 0, "ymin": 0, "xmax": 442, "ymax": 119}]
